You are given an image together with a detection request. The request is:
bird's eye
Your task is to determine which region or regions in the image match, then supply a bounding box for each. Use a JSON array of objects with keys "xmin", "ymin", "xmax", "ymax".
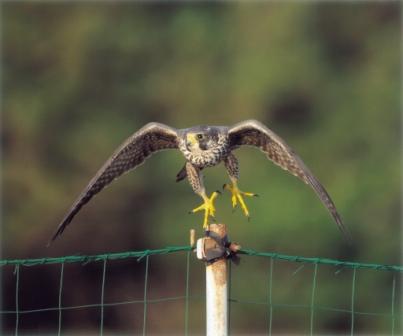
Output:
[{"xmin": 196, "ymin": 134, "xmax": 203, "ymax": 139}]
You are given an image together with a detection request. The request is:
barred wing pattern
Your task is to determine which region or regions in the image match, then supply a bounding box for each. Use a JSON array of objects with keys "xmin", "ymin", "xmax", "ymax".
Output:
[
  {"xmin": 228, "ymin": 120, "xmax": 352, "ymax": 243},
  {"xmin": 51, "ymin": 122, "xmax": 179, "ymax": 242}
]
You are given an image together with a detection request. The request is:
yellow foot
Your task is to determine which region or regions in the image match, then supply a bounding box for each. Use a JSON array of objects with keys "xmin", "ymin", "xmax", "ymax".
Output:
[
  {"xmin": 190, "ymin": 191, "xmax": 221, "ymax": 229},
  {"xmin": 223, "ymin": 182, "xmax": 258, "ymax": 219}
]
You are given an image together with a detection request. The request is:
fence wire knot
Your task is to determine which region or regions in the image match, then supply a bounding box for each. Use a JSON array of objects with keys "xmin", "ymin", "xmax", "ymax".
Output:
[{"xmin": 196, "ymin": 230, "xmax": 241, "ymax": 264}]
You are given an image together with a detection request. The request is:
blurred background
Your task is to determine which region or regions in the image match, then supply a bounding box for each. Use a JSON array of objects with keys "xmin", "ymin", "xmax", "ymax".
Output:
[{"xmin": 1, "ymin": 1, "xmax": 401, "ymax": 335}]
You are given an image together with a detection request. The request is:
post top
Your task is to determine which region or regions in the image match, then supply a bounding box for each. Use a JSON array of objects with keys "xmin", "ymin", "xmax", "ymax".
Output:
[{"xmin": 207, "ymin": 223, "xmax": 227, "ymax": 237}]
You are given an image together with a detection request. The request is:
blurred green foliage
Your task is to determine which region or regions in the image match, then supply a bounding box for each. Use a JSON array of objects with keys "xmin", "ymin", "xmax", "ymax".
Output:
[{"xmin": 2, "ymin": 1, "xmax": 401, "ymax": 334}]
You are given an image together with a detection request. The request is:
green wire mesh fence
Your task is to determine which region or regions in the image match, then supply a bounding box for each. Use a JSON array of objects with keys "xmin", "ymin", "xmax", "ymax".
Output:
[{"xmin": 1, "ymin": 246, "xmax": 401, "ymax": 335}]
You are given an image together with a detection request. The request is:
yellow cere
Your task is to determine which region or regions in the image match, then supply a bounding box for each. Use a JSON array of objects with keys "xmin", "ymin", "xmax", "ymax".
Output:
[{"xmin": 187, "ymin": 133, "xmax": 198, "ymax": 145}]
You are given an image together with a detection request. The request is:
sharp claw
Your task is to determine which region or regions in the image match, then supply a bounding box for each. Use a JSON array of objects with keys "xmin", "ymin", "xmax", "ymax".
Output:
[
  {"xmin": 242, "ymin": 192, "xmax": 257, "ymax": 197},
  {"xmin": 191, "ymin": 192, "xmax": 220, "ymax": 228},
  {"xmin": 224, "ymin": 182, "xmax": 257, "ymax": 219}
]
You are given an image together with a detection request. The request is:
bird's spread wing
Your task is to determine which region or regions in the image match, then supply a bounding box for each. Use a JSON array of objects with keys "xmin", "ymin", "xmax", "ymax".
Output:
[
  {"xmin": 228, "ymin": 119, "xmax": 352, "ymax": 243},
  {"xmin": 50, "ymin": 122, "xmax": 179, "ymax": 242}
]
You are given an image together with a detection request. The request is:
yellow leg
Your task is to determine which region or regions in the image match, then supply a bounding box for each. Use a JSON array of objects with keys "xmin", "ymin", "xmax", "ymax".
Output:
[
  {"xmin": 190, "ymin": 191, "xmax": 220, "ymax": 229},
  {"xmin": 223, "ymin": 181, "xmax": 257, "ymax": 218}
]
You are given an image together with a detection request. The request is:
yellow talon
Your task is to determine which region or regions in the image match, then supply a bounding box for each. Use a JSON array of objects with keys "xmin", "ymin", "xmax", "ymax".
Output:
[
  {"xmin": 191, "ymin": 191, "xmax": 220, "ymax": 229},
  {"xmin": 223, "ymin": 182, "xmax": 257, "ymax": 218}
]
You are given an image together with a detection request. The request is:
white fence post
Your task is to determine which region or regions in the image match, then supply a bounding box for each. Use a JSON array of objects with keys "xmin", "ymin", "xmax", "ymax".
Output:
[{"xmin": 205, "ymin": 224, "xmax": 228, "ymax": 336}]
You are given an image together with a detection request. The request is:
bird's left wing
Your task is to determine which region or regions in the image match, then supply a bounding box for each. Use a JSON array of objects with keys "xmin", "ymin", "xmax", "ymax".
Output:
[
  {"xmin": 50, "ymin": 122, "xmax": 179, "ymax": 242},
  {"xmin": 228, "ymin": 119, "xmax": 352, "ymax": 243}
]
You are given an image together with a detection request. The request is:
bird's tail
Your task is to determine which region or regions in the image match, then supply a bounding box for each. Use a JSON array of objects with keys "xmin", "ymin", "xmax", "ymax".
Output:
[{"xmin": 175, "ymin": 163, "xmax": 187, "ymax": 182}]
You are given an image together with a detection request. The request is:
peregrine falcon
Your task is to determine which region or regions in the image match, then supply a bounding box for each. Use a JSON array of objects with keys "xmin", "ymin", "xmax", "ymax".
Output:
[{"xmin": 50, "ymin": 120, "xmax": 352, "ymax": 243}]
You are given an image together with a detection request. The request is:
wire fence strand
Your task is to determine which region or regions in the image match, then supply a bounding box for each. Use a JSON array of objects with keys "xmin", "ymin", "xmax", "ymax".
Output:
[
  {"xmin": 99, "ymin": 258, "xmax": 107, "ymax": 336},
  {"xmin": 267, "ymin": 257, "xmax": 274, "ymax": 336},
  {"xmin": 350, "ymin": 268, "xmax": 357, "ymax": 336},
  {"xmin": 142, "ymin": 255, "xmax": 149, "ymax": 336},
  {"xmin": 391, "ymin": 275, "xmax": 396, "ymax": 336},
  {"xmin": 184, "ymin": 251, "xmax": 191, "ymax": 336},
  {"xmin": 57, "ymin": 262, "xmax": 64, "ymax": 336},
  {"xmin": 13, "ymin": 265, "xmax": 20, "ymax": 336},
  {"xmin": 309, "ymin": 263, "xmax": 318, "ymax": 336}
]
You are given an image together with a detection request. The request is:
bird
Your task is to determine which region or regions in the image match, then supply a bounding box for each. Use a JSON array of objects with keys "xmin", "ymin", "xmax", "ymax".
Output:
[{"xmin": 50, "ymin": 119, "xmax": 352, "ymax": 243}]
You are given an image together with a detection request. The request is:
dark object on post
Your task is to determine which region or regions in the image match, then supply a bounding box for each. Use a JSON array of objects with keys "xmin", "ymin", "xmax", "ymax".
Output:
[{"xmin": 196, "ymin": 225, "xmax": 241, "ymax": 265}]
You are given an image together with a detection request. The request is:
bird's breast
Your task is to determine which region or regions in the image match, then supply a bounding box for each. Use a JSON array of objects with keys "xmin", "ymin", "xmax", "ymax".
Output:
[{"xmin": 179, "ymin": 139, "xmax": 229, "ymax": 168}]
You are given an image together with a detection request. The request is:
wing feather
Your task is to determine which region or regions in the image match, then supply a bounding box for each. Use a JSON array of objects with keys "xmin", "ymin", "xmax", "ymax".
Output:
[
  {"xmin": 228, "ymin": 119, "xmax": 352, "ymax": 243},
  {"xmin": 50, "ymin": 122, "xmax": 179, "ymax": 242}
]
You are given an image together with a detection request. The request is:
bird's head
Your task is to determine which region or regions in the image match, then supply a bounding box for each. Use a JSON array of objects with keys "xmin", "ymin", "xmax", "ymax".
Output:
[{"xmin": 185, "ymin": 126, "xmax": 221, "ymax": 152}]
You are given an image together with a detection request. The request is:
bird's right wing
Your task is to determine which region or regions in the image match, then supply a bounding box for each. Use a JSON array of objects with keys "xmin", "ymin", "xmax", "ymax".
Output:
[{"xmin": 50, "ymin": 122, "xmax": 179, "ymax": 242}]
